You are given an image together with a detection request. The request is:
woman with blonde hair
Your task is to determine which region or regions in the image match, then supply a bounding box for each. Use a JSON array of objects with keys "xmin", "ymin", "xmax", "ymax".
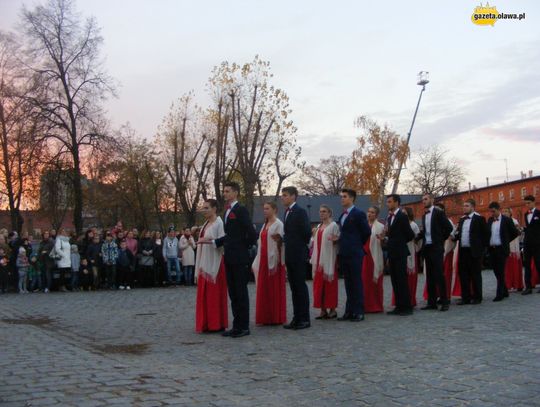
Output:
[{"xmin": 362, "ymin": 206, "xmax": 385, "ymax": 313}]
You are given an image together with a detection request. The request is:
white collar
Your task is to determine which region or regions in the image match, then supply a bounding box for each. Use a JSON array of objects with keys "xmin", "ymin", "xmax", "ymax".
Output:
[
  {"xmin": 228, "ymin": 201, "xmax": 238, "ymax": 209},
  {"xmin": 288, "ymin": 202, "xmax": 296, "ymax": 210}
]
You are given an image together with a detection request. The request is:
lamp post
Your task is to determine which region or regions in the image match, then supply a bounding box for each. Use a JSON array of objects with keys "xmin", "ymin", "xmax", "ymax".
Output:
[{"xmin": 391, "ymin": 71, "xmax": 429, "ymax": 194}]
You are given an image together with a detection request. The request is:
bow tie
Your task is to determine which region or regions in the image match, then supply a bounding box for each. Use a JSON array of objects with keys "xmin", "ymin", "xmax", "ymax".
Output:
[
  {"xmin": 493, "ymin": 217, "xmax": 499, "ymax": 222},
  {"xmin": 424, "ymin": 209, "xmax": 431, "ymax": 215},
  {"xmin": 464, "ymin": 215, "xmax": 471, "ymax": 219},
  {"xmin": 528, "ymin": 210, "xmax": 533, "ymax": 214},
  {"xmin": 225, "ymin": 204, "xmax": 232, "ymax": 210},
  {"xmin": 342, "ymin": 210, "xmax": 349, "ymax": 215},
  {"xmin": 286, "ymin": 208, "xmax": 291, "ymax": 213}
]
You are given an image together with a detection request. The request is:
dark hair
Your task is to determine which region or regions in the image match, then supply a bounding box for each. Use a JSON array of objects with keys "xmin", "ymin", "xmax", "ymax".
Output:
[
  {"xmin": 524, "ymin": 195, "xmax": 535, "ymax": 202},
  {"xmin": 434, "ymin": 202, "xmax": 446, "ymax": 212},
  {"xmin": 341, "ymin": 188, "xmax": 357, "ymax": 200},
  {"xmin": 386, "ymin": 194, "xmax": 401, "ymax": 204},
  {"xmin": 224, "ymin": 181, "xmax": 240, "ymax": 193},
  {"xmin": 404, "ymin": 207, "xmax": 414, "ymax": 221},
  {"xmin": 281, "ymin": 186, "xmax": 298, "ymax": 198},
  {"xmin": 488, "ymin": 201, "xmax": 501, "ymax": 210},
  {"xmin": 206, "ymin": 199, "xmax": 218, "ymax": 209},
  {"xmin": 422, "ymin": 193, "xmax": 434, "ymax": 199},
  {"xmin": 369, "ymin": 206, "xmax": 380, "ymax": 215},
  {"xmin": 184, "ymin": 227, "xmax": 191, "ymax": 231},
  {"xmin": 465, "ymin": 198, "xmax": 476, "ymax": 207}
]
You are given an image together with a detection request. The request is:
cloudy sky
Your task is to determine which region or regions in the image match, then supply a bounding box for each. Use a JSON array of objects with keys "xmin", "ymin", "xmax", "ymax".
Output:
[{"xmin": 1, "ymin": 0, "xmax": 539, "ymax": 190}]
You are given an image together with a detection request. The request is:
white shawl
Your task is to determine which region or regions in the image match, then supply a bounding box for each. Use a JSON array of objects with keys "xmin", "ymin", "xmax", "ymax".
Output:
[
  {"xmin": 252, "ymin": 219, "xmax": 284, "ymax": 283},
  {"xmin": 370, "ymin": 220, "xmax": 385, "ymax": 282},
  {"xmin": 407, "ymin": 221, "xmax": 420, "ymax": 273},
  {"xmin": 195, "ymin": 217, "xmax": 225, "ymax": 283},
  {"xmin": 509, "ymin": 218, "xmax": 521, "ymax": 255},
  {"xmin": 310, "ymin": 221, "xmax": 340, "ymax": 282},
  {"xmin": 444, "ymin": 221, "xmax": 457, "ymax": 256}
]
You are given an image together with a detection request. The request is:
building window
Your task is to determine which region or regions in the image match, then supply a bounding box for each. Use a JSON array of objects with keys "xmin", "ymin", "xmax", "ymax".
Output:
[
  {"xmin": 521, "ymin": 187, "xmax": 527, "ymax": 197},
  {"xmin": 489, "ymin": 192, "xmax": 493, "ymax": 202},
  {"xmin": 534, "ymin": 185, "xmax": 539, "ymax": 196},
  {"xmin": 509, "ymin": 189, "xmax": 515, "ymax": 200},
  {"xmin": 479, "ymin": 195, "xmax": 484, "ymax": 205},
  {"xmin": 498, "ymin": 191, "xmax": 504, "ymax": 201}
]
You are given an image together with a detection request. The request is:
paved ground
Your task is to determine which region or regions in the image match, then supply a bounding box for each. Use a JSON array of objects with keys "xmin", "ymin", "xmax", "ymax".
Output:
[{"xmin": 1, "ymin": 270, "xmax": 539, "ymax": 407}]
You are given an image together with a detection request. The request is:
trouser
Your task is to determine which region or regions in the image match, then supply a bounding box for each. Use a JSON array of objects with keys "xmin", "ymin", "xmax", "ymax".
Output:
[
  {"xmin": 57, "ymin": 267, "xmax": 70, "ymax": 288},
  {"xmin": 490, "ymin": 247, "xmax": 508, "ymax": 298},
  {"xmin": 80, "ymin": 270, "xmax": 93, "ymax": 290},
  {"xmin": 166, "ymin": 258, "xmax": 182, "ymax": 284},
  {"xmin": 71, "ymin": 271, "xmax": 80, "ymax": 290},
  {"xmin": 225, "ymin": 262, "xmax": 250, "ymax": 330},
  {"xmin": 340, "ymin": 255, "xmax": 364, "ymax": 315},
  {"xmin": 458, "ymin": 247, "xmax": 483, "ymax": 302},
  {"xmin": 104, "ymin": 264, "xmax": 117, "ymax": 288},
  {"xmin": 30, "ymin": 274, "xmax": 42, "ymax": 291},
  {"xmin": 18, "ymin": 269, "xmax": 27, "ymax": 292},
  {"xmin": 523, "ymin": 245, "xmax": 540, "ymax": 289},
  {"xmin": 183, "ymin": 265, "xmax": 194, "ymax": 285},
  {"xmin": 91, "ymin": 265, "xmax": 100, "ymax": 289},
  {"xmin": 285, "ymin": 258, "xmax": 310, "ymax": 323},
  {"xmin": 0, "ymin": 269, "xmax": 7, "ymax": 292},
  {"xmin": 424, "ymin": 244, "xmax": 448, "ymax": 305},
  {"xmin": 41, "ymin": 263, "xmax": 53, "ymax": 290},
  {"xmin": 117, "ymin": 265, "xmax": 132, "ymax": 287},
  {"xmin": 389, "ymin": 255, "xmax": 411, "ymax": 311}
]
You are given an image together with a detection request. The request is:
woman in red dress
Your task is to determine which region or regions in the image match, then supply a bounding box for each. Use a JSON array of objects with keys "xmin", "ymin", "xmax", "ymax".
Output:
[
  {"xmin": 502, "ymin": 208, "xmax": 524, "ymax": 291},
  {"xmin": 311, "ymin": 204, "xmax": 340, "ymax": 319},
  {"xmin": 362, "ymin": 206, "xmax": 385, "ymax": 313},
  {"xmin": 253, "ymin": 201, "xmax": 286, "ymax": 325},
  {"xmin": 195, "ymin": 199, "xmax": 228, "ymax": 333}
]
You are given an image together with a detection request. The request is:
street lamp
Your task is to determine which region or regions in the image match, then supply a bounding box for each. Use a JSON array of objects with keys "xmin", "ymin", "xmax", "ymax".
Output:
[{"xmin": 391, "ymin": 71, "xmax": 429, "ymax": 194}]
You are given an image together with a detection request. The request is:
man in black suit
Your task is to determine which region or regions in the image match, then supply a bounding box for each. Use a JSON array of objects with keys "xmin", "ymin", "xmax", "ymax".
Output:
[
  {"xmin": 336, "ymin": 189, "xmax": 371, "ymax": 321},
  {"xmin": 212, "ymin": 181, "xmax": 257, "ymax": 338},
  {"xmin": 453, "ymin": 198, "xmax": 488, "ymax": 305},
  {"xmin": 522, "ymin": 195, "xmax": 540, "ymax": 295},
  {"xmin": 418, "ymin": 193, "xmax": 453, "ymax": 311},
  {"xmin": 384, "ymin": 194, "xmax": 415, "ymax": 316},
  {"xmin": 487, "ymin": 201, "xmax": 520, "ymax": 302},
  {"xmin": 277, "ymin": 186, "xmax": 312, "ymax": 330}
]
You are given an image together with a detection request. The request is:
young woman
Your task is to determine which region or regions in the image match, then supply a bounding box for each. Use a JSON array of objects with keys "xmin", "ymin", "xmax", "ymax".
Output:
[
  {"xmin": 195, "ymin": 199, "xmax": 228, "ymax": 333},
  {"xmin": 138, "ymin": 230, "xmax": 156, "ymax": 287},
  {"xmin": 362, "ymin": 206, "xmax": 385, "ymax": 313},
  {"xmin": 311, "ymin": 204, "xmax": 340, "ymax": 319},
  {"xmin": 502, "ymin": 207, "xmax": 523, "ymax": 291},
  {"xmin": 405, "ymin": 207, "xmax": 420, "ymax": 307},
  {"xmin": 252, "ymin": 201, "xmax": 286, "ymax": 325}
]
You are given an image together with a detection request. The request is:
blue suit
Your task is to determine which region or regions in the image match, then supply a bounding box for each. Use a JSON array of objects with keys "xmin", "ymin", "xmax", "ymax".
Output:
[{"xmin": 338, "ymin": 206, "xmax": 371, "ymax": 316}]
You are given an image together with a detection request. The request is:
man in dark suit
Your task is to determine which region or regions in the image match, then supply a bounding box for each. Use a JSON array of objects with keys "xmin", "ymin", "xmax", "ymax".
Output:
[
  {"xmin": 417, "ymin": 193, "xmax": 453, "ymax": 311},
  {"xmin": 487, "ymin": 201, "xmax": 520, "ymax": 301},
  {"xmin": 278, "ymin": 186, "xmax": 312, "ymax": 330},
  {"xmin": 212, "ymin": 181, "xmax": 257, "ymax": 338},
  {"xmin": 385, "ymin": 194, "xmax": 415, "ymax": 316},
  {"xmin": 453, "ymin": 198, "xmax": 488, "ymax": 305},
  {"xmin": 336, "ymin": 189, "xmax": 371, "ymax": 321},
  {"xmin": 522, "ymin": 195, "xmax": 540, "ymax": 295}
]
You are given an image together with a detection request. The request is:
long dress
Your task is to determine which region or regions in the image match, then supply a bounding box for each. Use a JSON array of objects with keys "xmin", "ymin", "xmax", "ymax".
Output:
[
  {"xmin": 312, "ymin": 221, "xmax": 340, "ymax": 309},
  {"xmin": 253, "ymin": 220, "xmax": 287, "ymax": 325},
  {"xmin": 362, "ymin": 220, "xmax": 384, "ymax": 313},
  {"xmin": 195, "ymin": 217, "xmax": 228, "ymax": 333},
  {"xmin": 451, "ymin": 245, "xmax": 462, "ymax": 297},
  {"xmin": 505, "ymin": 218, "xmax": 523, "ymax": 290}
]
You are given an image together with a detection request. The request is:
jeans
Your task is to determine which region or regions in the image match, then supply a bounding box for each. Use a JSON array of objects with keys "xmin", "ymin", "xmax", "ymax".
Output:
[
  {"xmin": 166, "ymin": 257, "xmax": 182, "ymax": 284},
  {"xmin": 41, "ymin": 264, "xmax": 53, "ymax": 290},
  {"xmin": 183, "ymin": 265, "xmax": 194, "ymax": 285},
  {"xmin": 104, "ymin": 264, "xmax": 117, "ymax": 289},
  {"xmin": 18, "ymin": 269, "xmax": 27, "ymax": 292},
  {"xmin": 71, "ymin": 271, "xmax": 80, "ymax": 290},
  {"xmin": 91, "ymin": 265, "xmax": 100, "ymax": 289},
  {"xmin": 30, "ymin": 274, "xmax": 42, "ymax": 291}
]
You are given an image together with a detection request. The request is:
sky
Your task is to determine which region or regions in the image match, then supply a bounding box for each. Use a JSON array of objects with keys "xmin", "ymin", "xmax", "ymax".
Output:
[{"xmin": 1, "ymin": 0, "xmax": 539, "ymax": 191}]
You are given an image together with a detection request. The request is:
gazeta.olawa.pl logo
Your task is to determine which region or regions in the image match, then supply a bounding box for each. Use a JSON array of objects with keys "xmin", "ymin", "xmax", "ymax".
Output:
[{"xmin": 471, "ymin": 2, "xmax": 526, "ymax": 26}]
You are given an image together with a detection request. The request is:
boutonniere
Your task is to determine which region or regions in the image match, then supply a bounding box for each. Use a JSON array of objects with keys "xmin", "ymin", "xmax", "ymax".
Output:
[
  {"xmin": 534, "ymin": 216, "xmax": 539, "ymax": 221},
  {"xmin": 228, "ymin": 212, "xmax": 237, "ymax": 220}
]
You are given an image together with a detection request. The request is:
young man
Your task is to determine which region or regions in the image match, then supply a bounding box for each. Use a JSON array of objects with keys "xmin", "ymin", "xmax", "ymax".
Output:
[
  {"xmin": 163, "ymin": 227, "xmax": 181, "ymax": 286},
  {"xmin": 418, "ymin": 193, "xmax": 453, "ymax": 311},
  {"xmin": 487, "ymin": 201, "xmax": 519, "ymax": 301},
  {"xmin": 212, "ymin": 181, "xmax": 257, "ymax": 338},
  {"xmin": 522, "ymin": 195, "xmax": 540, "ymax": 295},
  {"xmin": 278, "ymin": 186, "xmax": 312, "ymax": 329},
  {"xmin": 453, "ymin": 199, "xmax": 488, "ymax": 305},
  {"xmin": 384, "ymin": 194, "xmax": 415, "ymax": 316},
  {"xmin": 336, "ymin": 189, "xmax": 371, "ymax": 321}
]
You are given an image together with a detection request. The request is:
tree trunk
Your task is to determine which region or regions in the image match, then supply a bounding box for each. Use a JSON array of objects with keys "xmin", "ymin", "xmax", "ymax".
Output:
[{"xmin": 72, "ymin": 149, "xmax": 84, "ymax": 234}]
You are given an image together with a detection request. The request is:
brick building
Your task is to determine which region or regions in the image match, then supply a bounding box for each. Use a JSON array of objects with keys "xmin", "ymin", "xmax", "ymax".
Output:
[{"xmin": 406, "ymin": 175, "xmax": 540, "ymax": 225}]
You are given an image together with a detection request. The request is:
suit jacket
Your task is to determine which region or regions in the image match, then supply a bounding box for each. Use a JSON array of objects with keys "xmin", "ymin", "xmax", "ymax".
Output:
[
  {"xmin": 283, "ymin": 204, "xmax": 311, "ymax": 264},
  {"xmin": 524, "ymin": 208, "xmax": 540, "ymax": 249},
  {"xmin": 454, "ymin": 213, "xmax": 489, "ymax": 258},
  {"xmin": 338, "ymin": 206, "xmax": 371, "ymax": 258},
  {"xmin": 215, "ymin": 203, "xmax": 257, "ymax": 265},
  {"xmin": 418, "ymin": 207, "xmax": 453, "ymax": 252},
  {"xmin": 386, "ymin": 209, "xmax": 415, "ymax": 260},
  {"xmin": 487, "ymin": 214, "xmax": 520, "ymax": 257}
]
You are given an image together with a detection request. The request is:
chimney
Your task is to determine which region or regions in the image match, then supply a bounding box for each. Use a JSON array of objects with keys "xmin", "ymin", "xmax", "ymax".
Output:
[
  {"xmin": 521, "ymin": 171, "xmax": 526, "ymax": 179},
  {"xmin": 472, "ymin": 185, "xmax": 477, "ymax": 190},
  {"xmin": 468, "ymin": 182, "xmax": 471, "ymax": 192},
  {"xmin": 529, "ymin": 170, "xmax": 533, "ymax": 178},
  {"xmin": 486, "ymin": 177, "xmax": 489, "ymax": 186}
]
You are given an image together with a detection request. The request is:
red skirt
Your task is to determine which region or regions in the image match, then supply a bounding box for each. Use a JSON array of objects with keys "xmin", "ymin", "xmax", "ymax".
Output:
[
  {"xmin": 256, "ymin": 264, "xmax": 287, "ymax": 325},
  {"xmin": 362, "ymin": 254, "xmax": 383, "ymax": 313},
  {"xmin": 505, "ymin": 253, "xmax": 523, "ymax": 290},
  {"xmin": 313, "ymin": 266, "xmax": 338, "ymax": 310},
  {"xmin": 195, "ymin": 261, "xmax": 228, "ymax": 333}
]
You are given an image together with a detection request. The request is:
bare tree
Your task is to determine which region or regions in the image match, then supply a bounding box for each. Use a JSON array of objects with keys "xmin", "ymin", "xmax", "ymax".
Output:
[
  {"xmin": 21, "ymin": 0, "xmax": 116, "ymax": 234},
  {"xmin": 404, "ymin": 145, "xmax": 466, "ymax": 197},
  {"xmin": 298, "ymin": 155, "xmax": 349, "ymax": 196}
]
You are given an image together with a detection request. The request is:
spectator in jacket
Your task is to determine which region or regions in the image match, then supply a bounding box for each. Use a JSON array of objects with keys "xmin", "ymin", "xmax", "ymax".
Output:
[
  {"xmin": 16, "ymin": 247, "xmax": 29, "ymax": 294},
  {"xmin": 71, "ymin": 244, "xmax": 81, "ymax": 291},
  {"xmin": 117, "ymin": 239, "xmax": 135, "ymax": 290},
  {"xmin": 101, "ymin": 232, "xmax": 119, "ymax": 289},
  {"xmin": 28, "ymin": 255, "xmax": 41, "ymax": 292},
  {"xmin": 86, "ymin": 235, "xmax": 102, "ymax": 290},
  {"xmin": 38, "ymin": 231, "xmax": 55, "ymax": 293},
  {"xmin": 55, "ymin": 228, "xmax": 72, "ymax": 292},
  {"xmin": 163, "ymin": 227, "xmax": 181, "ymax": 286},
  {"xmin": 138, "ymin": 231, "xmax": 156, "ymax": 287},
  {"xmin": 179, "ymin": 227, "xmax": 196, "ymax": 286}
]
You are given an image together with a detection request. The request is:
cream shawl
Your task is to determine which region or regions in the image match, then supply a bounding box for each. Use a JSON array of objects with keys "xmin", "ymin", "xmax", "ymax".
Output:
[
  {"xmin": 310, "ymin": 221, "xmax": 340, "ymax": 282},
  {"xmin": 252, "ymin": 219, "xmax": 284, "ymax": 283},
  {"xmin": 407, "ymin": 221, "xmax": 421, "ymax": 273},
  {"xmin": 370, "ymin": 220, "xmax": 385, "ymax": 282},
  {"xmin": 195, "ymin": 217, "xmax": 225, "ymax": 283}
]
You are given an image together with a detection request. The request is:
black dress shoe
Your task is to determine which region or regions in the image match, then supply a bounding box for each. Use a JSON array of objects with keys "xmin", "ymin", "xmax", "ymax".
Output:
[
  {"xmin": 420, "ymin": 305, "xmax": 438, "ymax": 310},
  {"xmin": 456, "ymin": 300, "xmax": 470, "ymax": 305},
  {"xmin": 493, "ymin": 296, "xmax": 504, "ymax": 302},
  {"xmin": 283, "ymin": 320, "xmax": 297, "ymax": 329},
  {"xmin": 337, "ymin": 313, "xmax": 352, "ymax": 321},
  {"xmin": 349, "ymin": 314, "xmax": 365, "ymax": 322},
  {"xmin": 386, "ymin": 309, "xmax": 401, "ymax": 315},
  {"xmin": 399, "ymin": 309, "xmax": 413, "ymax": 316},
  {"xmin": 522, "ymin": 288, "xmax": 532, "ymax": 295},
  {"xmin": 504, "ymin": 292, "xmax": 509, "ymax": 298},
  {"xmin": 293, "ymin": 321, "xmax": 311, "ymax": 330},
  {"xmin": 221, "ymin": 329, "xmax": 236, "ymax": 337},
  {"xmin": 231, "ymin": 329, "xmax": 250, "ymax": 338},
  {"xmin": 440, "ymin": 304, "xmax": 449, "ymax": 312}
]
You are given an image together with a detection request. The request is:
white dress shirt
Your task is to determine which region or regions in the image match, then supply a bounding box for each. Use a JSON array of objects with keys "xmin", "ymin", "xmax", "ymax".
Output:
[
  {"xmin": 490, "ymin": 217, "xmax": 502, "ymax": 246},
  {"xmin": 424, "ymin": 206, "xmax": 434, "ymax": 245},
  {"xmin": 388, "ymin": 207, "xmax": 400, "ymax": 226},
  {"xmin": 527, "ymin": 210, "xmax": 534, "ymax": 224},
  {"xmin": 461, "ymin": 213, "xmax": 474, "ymax": 248},
  {"xmin": 224, "ymin": 200, "xmax": 238, "ymax": 224}
]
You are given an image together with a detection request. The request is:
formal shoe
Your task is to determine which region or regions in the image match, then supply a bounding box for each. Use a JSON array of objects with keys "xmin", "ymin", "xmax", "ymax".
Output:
[
  {"xmin": 522, "ymin": 288, "xmax": 532, "ymax": 295},
  {"xmin": 326, "ymin": 312, "xmax": 337, "ymax": 319},
  {"xmin": 386, "ymin": 309, "xmax": 401, "ymax": 315},
  {"xmin": 221, "ymin": 329, "xmax": 236, "ymax": 337},
  {"xmin": 293, "ymin": 321, "xmax": 311, "ymax": 330},
  {"xmin": 456, "ymin": 300, "xmax": 470, "ymax": 305},
  {"xmin": 421, "ymin": 305, "xmax": 438, "ymax": 310},
  {"xmin": 315, "ymin": 314, "xmax": 328, "ymax": 320},
  {"xmin": 399, "ymin": 309, "xmax": 413, "ymax": 316},
  {"xmin": 349, "ymin": 314, "xmax": 365, "ymax": 322},
  {"xmin": 231, "ymin": 329, "xmax": 250, "ymax": 338},
  {"xmin": 471, "ymin": 299, "xmax": 482, "ymax": 305},
  {"xmin": 503, "ymin": 292, "xmax": 509, "ymax": 298},
  {"xmin": 492, "ymin": 296, "xmax": 504, "ymax": 302},
  {"xmin": 283, "ymin": 320, "xmax": 297, "ymax": 330},
  {"xmin": 337, "ymin": 313, "xmax": 352, "ymax": 321},
  {"xmin": 440, "ymin": 304, "xmax": 449, "ymax": 312}
]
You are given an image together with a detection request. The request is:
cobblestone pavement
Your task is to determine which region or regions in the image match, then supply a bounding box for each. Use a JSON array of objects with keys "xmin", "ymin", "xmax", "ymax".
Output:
[{"xmin": 1, "ymin": 270, "xmax": 539, "ymax": 407}]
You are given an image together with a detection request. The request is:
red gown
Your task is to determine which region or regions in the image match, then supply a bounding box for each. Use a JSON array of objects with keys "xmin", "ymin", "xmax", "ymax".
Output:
[
  {"xmin": 195, "ymin": 228, "xmax": 228, "ymax": 333},
  {"xmin": 255, "ymin": 228, "xmax": 287, "ymax": 325},
  {"xmin": 505, "ymin": 253, "xmax": 523, "ymax": 290},
  {"xmin": 362, "ymin": 238, "xmax": 384, "ymax": 313},
  {"xmin": 313, "ymin": 227, "xmax": 338, "ymax": 309}
]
